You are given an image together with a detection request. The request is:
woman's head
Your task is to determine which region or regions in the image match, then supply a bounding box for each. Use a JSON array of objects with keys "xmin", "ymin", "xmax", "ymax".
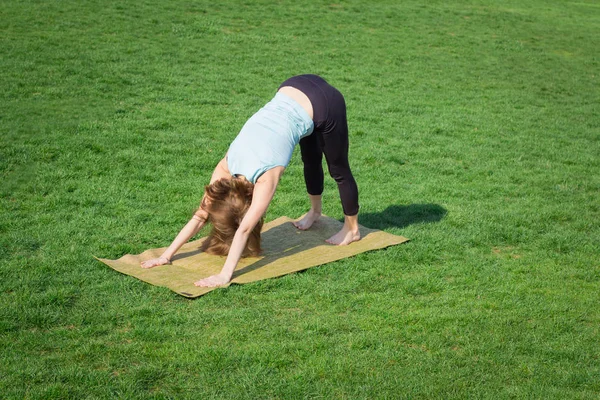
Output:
[{"xmin": 199, "ymin": 177, "xmax": 263, "ymax": 257}]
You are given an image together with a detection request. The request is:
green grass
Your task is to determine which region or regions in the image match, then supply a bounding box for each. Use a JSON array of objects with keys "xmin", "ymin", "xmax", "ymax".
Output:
[{"xmin": 1, "ymin": 0, "xmax": 599, "ymax": 398}]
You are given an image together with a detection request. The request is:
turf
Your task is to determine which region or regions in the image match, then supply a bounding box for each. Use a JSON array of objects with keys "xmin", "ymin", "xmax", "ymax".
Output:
[{"xmin": 1, "ymin": 0, "xmax": 599, "ymax": 398}]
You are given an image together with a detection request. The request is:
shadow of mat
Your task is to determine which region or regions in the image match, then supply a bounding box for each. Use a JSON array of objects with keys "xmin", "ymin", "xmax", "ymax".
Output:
[{"xmin": 96, "ymin": 215, "xmax": 409, "ymax": 298}]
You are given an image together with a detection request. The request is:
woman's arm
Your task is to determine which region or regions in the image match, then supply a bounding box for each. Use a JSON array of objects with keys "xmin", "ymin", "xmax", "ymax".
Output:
[
  {"xmin": 140, "ymin": 211, "xmax": 208, "ymax": 268},
  {"xmin": 194, "ymin": 176, "xmax": 279, "ymax": 287},
  {"xmin": 140, "ymin": 156, "xmax": 230, "ymax": 269}
]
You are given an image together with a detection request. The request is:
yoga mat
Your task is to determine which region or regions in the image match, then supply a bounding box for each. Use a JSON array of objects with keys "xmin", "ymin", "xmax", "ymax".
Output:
[{"xmin": 96, "ymin": 216, "xmax": 409, "ymax": 298}]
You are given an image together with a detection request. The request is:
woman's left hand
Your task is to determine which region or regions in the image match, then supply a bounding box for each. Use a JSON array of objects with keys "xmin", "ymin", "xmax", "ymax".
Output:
[{"xmin": 194, "ymin": 273, "xmax": 231, "ymax": 287}]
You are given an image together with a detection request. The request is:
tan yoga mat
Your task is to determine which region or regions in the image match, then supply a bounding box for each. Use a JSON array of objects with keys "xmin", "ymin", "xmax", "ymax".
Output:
[{"xmin": 96, "ymin": 215, "xmax": 409, "ymax": 298}]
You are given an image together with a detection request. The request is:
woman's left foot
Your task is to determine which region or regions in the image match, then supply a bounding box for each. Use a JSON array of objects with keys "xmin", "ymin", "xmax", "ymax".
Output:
[
  {"xmin": 293, "ymin": 209, "xmax": 321, "ymax": 230},
  {"xmin": 326, "ymin": 226, "xmax": 360, "ymax": 245}
]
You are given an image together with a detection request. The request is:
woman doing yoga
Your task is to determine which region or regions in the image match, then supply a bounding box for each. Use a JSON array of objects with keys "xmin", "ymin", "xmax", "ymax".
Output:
[{"xmin": 140, "ymin": 74, "xmax": 360, "ymax": 287}]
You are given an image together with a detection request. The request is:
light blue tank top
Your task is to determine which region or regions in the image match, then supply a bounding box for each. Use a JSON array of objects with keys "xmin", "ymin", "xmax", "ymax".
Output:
[{"xmin": 227, "ymin": 92, "xmax": 314, "ymax": 184}]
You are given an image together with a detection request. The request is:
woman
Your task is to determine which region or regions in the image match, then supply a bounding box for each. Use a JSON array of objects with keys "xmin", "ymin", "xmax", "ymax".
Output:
[{"xmin": 140, "ymin": 74, "xmax": 360, "ymax": 287}]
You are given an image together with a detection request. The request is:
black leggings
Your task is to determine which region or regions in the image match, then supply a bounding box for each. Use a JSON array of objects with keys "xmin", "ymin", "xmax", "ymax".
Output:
[{"xmin": 279, "ymin": 75, "xmax": 359, "ymax": 216}]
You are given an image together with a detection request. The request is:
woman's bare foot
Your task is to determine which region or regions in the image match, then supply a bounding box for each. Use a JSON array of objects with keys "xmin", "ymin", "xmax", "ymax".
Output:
[
  {"xmin": 326, "ymin": 225, "xmax": 361, "ymax": 245},
  {"xmin": 326, "ymin": 214, "xmax": 360, "ymax": 245},
  {"xmin": 293, "ymin": 209, "xmax": 321, "ymax": 230},
  {"xmin": 294, "ymin": 195, "xmax": 322, "ymax": 230}
]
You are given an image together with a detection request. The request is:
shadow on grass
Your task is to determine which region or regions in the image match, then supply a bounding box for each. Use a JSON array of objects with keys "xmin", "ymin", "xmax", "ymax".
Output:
[{"xmin": 358, "ymin": 204, "xmax": 447, "ymax": 230}]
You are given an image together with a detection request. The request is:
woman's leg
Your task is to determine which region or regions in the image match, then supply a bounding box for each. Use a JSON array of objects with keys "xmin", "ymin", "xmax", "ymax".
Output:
[
  {"xmin": 321, "ymin": 92, "xmax": 361, "ymax": 245},
  {"xmin": 294, "ymin": 132, "xmax": 324, "ymax": 230}
]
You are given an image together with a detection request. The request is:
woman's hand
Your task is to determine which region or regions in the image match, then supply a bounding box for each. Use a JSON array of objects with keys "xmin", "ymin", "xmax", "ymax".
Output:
[
  {"xmin": 194, "ymin": 273, "xmax": 230, "ymax": 288},
  {"xmin": 140, "ymin": 256, "xmax": 171, "ymax": 269}
]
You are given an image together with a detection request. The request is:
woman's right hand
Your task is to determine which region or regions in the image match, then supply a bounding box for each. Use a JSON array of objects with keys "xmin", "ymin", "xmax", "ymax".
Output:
[{"xmin": 140, "ymin": 256, "xmax": 171, "ymax": 269}]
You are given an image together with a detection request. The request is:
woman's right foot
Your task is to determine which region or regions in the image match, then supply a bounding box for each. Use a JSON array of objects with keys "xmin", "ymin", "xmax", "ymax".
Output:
[{"xmin": 293, "ymin": 209, "xmax": 321, "ymax": 230}]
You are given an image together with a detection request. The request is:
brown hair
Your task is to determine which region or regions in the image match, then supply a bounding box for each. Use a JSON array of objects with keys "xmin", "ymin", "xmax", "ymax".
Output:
[{"xmin": 199, "ymin": 177, "xmax": 263, "ymax": 257}]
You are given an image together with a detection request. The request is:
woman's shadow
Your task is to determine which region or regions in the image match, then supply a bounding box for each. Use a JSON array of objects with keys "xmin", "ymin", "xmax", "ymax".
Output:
[{"xmin": 357, "ymin": 204, "xmax": 447, "ymax": 230}]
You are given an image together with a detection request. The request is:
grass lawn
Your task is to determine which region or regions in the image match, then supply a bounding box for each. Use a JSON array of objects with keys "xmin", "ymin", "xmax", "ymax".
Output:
[{"xmin": 1, "ymin": 0, "xmax": 599, "ymax": 398}]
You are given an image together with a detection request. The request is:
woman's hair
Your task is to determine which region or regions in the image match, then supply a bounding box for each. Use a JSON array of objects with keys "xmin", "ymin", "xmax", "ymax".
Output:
[{"xmin": 199, "ymin": 177, "xmax": 263, "ymax": 257}]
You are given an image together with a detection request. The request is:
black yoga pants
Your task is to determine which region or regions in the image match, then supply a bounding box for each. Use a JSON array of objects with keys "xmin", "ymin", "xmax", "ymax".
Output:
[{"xmin": 279, "ymin": 74, "xmax": 359, "ymax": 216}]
